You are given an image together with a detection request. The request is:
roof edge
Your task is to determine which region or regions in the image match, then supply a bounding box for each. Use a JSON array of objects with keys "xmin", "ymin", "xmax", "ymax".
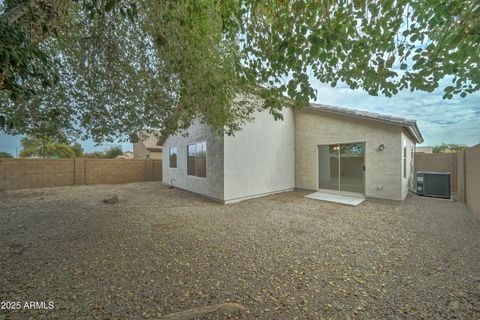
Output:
[
  {"xmin": 157, "ymin": 103, "xmax": 424, "ymax": 145},
  {"xmin": 306, "ymin": 104, "xmax": 424, "ymax": 144}
]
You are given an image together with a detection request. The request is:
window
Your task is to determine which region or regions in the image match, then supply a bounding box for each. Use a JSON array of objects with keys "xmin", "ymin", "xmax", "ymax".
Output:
[
  {"xmin": 403, "ymin": 140, "xmax": 407, "ymax": 179},
  {"xmin": 187, "ymin": 141, "xmax": 206, "ymax": 177},
  {"xmin": 169, "ymin": 147, "xmax": 177, "ymax": 168}
]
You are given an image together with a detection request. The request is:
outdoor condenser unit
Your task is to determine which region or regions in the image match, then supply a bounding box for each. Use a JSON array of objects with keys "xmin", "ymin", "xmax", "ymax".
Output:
[{"xmin": 417, "ymin": 171, "xmax": 451, "ymax": 199}]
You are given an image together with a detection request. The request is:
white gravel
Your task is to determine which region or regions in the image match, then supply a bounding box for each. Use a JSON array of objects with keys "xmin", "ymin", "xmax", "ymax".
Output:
[{"xmin": 0, "ymin": 182, "xmax": 479, "ymax": 319}]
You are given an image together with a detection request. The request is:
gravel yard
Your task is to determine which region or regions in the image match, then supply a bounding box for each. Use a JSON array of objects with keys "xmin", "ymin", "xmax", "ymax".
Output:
[{"xmin": 1, "ymin": 182, "xmax": 479, "ymax": 319}]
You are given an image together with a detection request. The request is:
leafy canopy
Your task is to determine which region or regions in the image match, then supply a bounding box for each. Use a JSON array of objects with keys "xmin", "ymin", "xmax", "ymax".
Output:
[
  {"xmin": 104, "ymin": 145, "xmax": 123, "ymax": 158},
  {"xmin": 432, "ymin": 143, "xmax": 469, "ymax": 153},
  {"xmin": 19, "ymin": 135, "xmax": 77, "ymax": 158},
  {"xmin": 0, "ymin": 0, "xmax": 479, "ymax": 141},
  {"xmin": 84, "ymin": 145, "xmax": 123, "ymax": 158}
]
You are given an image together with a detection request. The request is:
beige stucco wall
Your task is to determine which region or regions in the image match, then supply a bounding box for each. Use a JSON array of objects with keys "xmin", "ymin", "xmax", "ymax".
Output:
[
  {"xmin": 148, "ymin": 151, "xmax": 163, "ymax": 159},
  {"xmin": 223, "ymin": 108, "xmax": 295, "ymax": 202},
  {"xmin": 133, "ymin": 142, "xmax": 162, "ymax": 159},
  {"xmin": 133, "ymin": 141, "xmax": 147, "ymax": 159},
  {"xmin": 294, "ymin": 109, "xmax": 405, "ymax": 200},
  {"xmin": 133, "ymin": 132, "xmax": 163, "ymax": 159},
  {"xmin": 162, "ymin": 120, "xmax": 225, "ymax": 201}
]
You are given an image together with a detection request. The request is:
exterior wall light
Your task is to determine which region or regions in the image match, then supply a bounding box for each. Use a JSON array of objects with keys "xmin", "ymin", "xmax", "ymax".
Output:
[{"xmin": 378, "ymin": 144, "xmax": 385, "ymax": 151}]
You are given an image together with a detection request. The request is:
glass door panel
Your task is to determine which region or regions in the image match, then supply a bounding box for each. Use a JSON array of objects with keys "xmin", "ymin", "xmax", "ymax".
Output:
[
  {"xmin": 318, "ymin": 144, "xmax": 340, "ymax": 191},
  {"xmin": 339, "ymin": 142, "xmax": 365, "ymax": 193}
]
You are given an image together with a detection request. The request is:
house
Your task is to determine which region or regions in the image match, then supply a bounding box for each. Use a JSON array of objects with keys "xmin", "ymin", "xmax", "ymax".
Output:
[
  {"xmin": 116, "ymin": 151, "xmax": 134, "ymax": 159},
  {"xmin": 416, "ymin": 146, "xmax": 433, "ymax": 153},
  {"xmin": 161, "ymin": 103, "xmax": 423, "ymax": 203},
  {"xmin": 133, "ymin": 131, "xmax": 163, "ymax": 159}
]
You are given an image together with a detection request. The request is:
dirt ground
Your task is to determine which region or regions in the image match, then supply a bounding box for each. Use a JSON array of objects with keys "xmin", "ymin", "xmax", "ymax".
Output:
[{"xmin": 0, "ymin": 182, "xmax": 479, "ymax": 319}]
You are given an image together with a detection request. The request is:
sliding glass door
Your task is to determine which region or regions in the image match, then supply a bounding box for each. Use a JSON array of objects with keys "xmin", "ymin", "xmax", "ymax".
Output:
[
  {"xmin": 318, "ymin": 142, "xmax": 365, "ymax": 194},
  {"xmin": 318, "ymin": 144, "xmax": 340, "ymax": 191}
]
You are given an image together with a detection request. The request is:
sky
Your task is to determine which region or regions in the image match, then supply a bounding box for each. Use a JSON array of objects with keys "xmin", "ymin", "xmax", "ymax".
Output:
[{"xmin": 1, "ymin": 80, "xmax": 479, "ymax": 156}]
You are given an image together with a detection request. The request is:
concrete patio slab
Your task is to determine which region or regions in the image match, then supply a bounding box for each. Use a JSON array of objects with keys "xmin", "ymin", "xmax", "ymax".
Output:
[{"xmin": 305, "ymin": 191, "xmax": 365, "ymax": 206}]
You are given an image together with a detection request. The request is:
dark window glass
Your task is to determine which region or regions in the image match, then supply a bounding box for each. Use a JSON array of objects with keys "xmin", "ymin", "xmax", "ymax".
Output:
[
  {"xmin": 187, "ymin": 142, "xmax": 206, "ymax": 177},
  {"xmin": 169, "ymin": 147, "xmax": 177, "ymax": 168},
  {"xmin": 196, "ymin": 142, "xmax": 207, "ymax": 178},
  {"xmin": 187, "ymin": 144, "xmax": 196, "ymax": 176}
]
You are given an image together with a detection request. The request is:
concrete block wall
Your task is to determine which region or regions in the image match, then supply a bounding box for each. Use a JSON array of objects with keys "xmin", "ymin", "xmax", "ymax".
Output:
[
  {"xmin": 0, "ymin": 159, "xmax": 75, "ymax": 190},
  {"xmin": 456, "ymin": 151, "xmax": 466, "ymax": 202},
  {"xmin": 84, "ymin": 159, "xmax": 154, "ymax": 185},
  {"xmin": 0, "ymin": 159, "xmax": 162, "ymax": 190},
  {"xmin": 414, "ymin": 144, "xmax": 480, "ymax": 220},
  {"xmin": 465, "ymin": 145, "xmax": 480, "ymax": 219},
  {"xmin": 414, "ymin": 152, "xmax": 457, "ymax": 191}
]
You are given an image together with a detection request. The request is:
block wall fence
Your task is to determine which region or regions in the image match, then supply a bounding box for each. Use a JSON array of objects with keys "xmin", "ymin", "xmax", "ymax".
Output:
[
  {"xmin": 0, "ymin": 159, "xmax": 162, "ymax": 190},
  {"xmin": 414, "ymin": 144, "xmax": 480, "ymax": 220}
]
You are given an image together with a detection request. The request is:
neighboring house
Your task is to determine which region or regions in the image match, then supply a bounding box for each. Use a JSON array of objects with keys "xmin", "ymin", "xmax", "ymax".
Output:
[
  {"xmin": 416, "ymin": 146, "xmax": 433, "ymax": 153},
  {"xmin": 116, "ymin": 151, "xmax": 134, "ymax": 159},
  {"xmin": 161, "ymin": 103, "xmax": 423, "ymax": 203},
  {"xmin": 133, "ymin": 132, "xmax": 163, "ymax": 159}
]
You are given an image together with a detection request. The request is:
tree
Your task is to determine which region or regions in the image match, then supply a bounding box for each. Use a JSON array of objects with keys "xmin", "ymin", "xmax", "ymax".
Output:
[
  {"xmin": 19, "ymin": 135, "xmax": 76, "ymax": 158},
  {"xmin": 0, "ymin": 0, "xmax": 135, "ymax": 98},
  {"xmin": 433, "ymin": 143, "xmax": 468, "ymax": 153},
  {"xmin": 1, "ymin": 1, "xmax": 479, "ymax": 141},
  {"xmin": 104, "ymin": 145, "xmax": 123, "ymax": 159},
  {"xmin": 71, "ymin": 143, "xmax": 83, "ymax": 157},
  {"xmin": 84, "ymin": 151, "xmax": 106, "ymax": 159},
  {"xmin": 0, "ymin": 151, "xmax": 13, "ymax": 158},
  {"xmin": 45, "ymin": 143, "xmax": 76, "ymax": 158}
]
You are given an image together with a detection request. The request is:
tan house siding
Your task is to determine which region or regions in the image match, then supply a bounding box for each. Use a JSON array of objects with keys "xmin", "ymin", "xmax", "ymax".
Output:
[
  {"xmin": 133, "ymin": 132, "xmax": 163, "ymax": 159},
  {"xmin": 162, "ymin": 120, "xmax": 225, "ymax": 201},
  {"xmin": 147, "ymin": 150, "xmax": 163, "ymax": 159},
  {"xmin": 294, "ymin": 109, "xmax": 404, "ymax": 201},
  {"xmin": 133, "ymin": 142, "xmax": 147, "ymax": 159}
]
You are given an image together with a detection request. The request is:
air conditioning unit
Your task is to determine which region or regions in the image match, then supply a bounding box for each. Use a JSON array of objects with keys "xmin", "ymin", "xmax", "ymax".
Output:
[{"xmin": 417, "ymin": 171, "xmax": 451, "ymax": 199}]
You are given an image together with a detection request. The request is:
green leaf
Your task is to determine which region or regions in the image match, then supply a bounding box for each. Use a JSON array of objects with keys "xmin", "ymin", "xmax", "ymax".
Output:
[
  {"xmin": 444, "ymin": 86, "xmax": 455, "ymax": 93},
  {"xmin": 105, "ymin": 0, "xmax": 116, "ymax": 12}
]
